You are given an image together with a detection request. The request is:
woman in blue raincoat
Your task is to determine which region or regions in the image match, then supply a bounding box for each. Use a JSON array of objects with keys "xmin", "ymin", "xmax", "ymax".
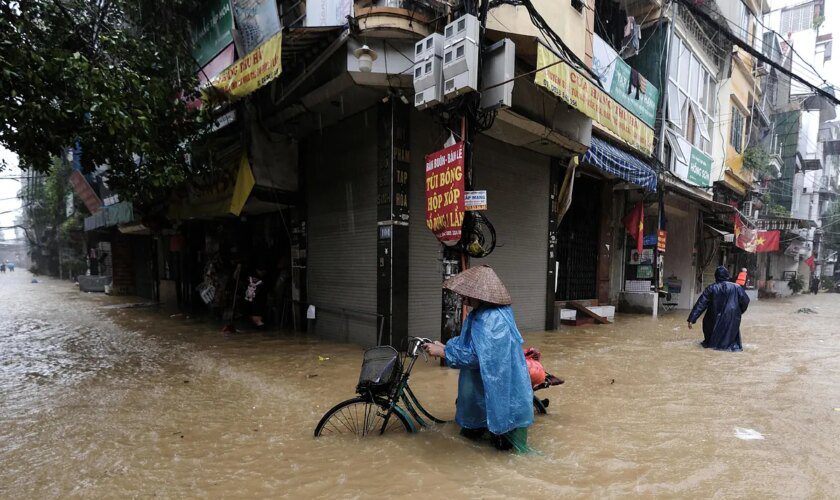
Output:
[
  {"xmin": 687, "ymin": 266, "xmax": 750, "ymax": 351},
  {"xmin": 423, "ymin": 265, "xmax": 533, "ymax": 451}
]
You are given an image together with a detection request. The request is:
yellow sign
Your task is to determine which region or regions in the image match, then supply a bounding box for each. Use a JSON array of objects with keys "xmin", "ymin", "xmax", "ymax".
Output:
[
  {"xmin": 534, "ymin": 44, "xmax": 655, "ymax": 156},
  {"xmin": 230, "ymin": 154, "xmax": 255, "ymax": 216},
  {"xmin": 206, "ymin": 31, "xmax": 282, "ymax": 100},
  {"xmin": 168, "ymin": 154, "xmax": 255, "ymax": 219}
]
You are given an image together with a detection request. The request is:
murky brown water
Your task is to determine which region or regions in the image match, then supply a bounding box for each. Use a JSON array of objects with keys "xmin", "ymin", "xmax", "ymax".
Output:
[{"xmin": 1, "ymin": 271, "xmax": 839, "ymax": 498}]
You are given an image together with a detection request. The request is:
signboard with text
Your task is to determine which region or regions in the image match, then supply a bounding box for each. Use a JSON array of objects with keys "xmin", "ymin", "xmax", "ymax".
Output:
[
  {"xmin": 425, "ymin": 143, "xmax": 465, "ymax": 244},
  {"xmin": 465, "ymin": 190, "xmax": 487, "ymax": 211},
  {"xmin": 535, "ymin": 44, "xmax": 655, "ymax": 156},
  {"xmin": 687, "ymin": 147, "xmax": 712, "ymax": 187},
  {"xmin": 657, "ymin": 230, "xmax": 667, "ymax": 253},
  {"xmin": 206, "ymin": 31, "xmax": 282, "ymax": 101},
  {"xmin": 191, "ymin": 0, "xmax": 234, "ymax": 68},
  {"xmin": 592, "ymin": 35, "xmax": 659, "ymax": 127}
]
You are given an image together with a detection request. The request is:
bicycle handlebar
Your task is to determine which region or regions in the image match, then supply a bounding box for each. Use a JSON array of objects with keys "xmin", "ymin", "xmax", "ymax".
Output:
[{"xmin": 407, "ymin": 337, "xmax": 435, "ymax": 360}]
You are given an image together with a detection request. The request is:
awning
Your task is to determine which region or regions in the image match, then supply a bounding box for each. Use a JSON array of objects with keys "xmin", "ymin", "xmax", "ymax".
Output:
[
  {"xmin": 582, "ymin": 137, "xmax": 657, "ymax": 191},
  {"xmin": 704, "ymin": 224, "xmax": 734, "ymax": 242},
  {"xmin": 84, "ymin": 201, "xmax": 134, "ymax": 231},
  {"xmin": 168, "ymin": 154, "xmax": 255, "ymax": 220}
]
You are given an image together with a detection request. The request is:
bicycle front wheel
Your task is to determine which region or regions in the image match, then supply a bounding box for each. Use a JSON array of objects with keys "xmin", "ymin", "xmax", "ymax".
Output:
[{"xmin": 313, "ymin": 397, "xmax": 413, "ymax": 437}]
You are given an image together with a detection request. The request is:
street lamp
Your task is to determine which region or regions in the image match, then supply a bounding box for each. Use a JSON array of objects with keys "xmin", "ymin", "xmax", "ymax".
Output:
[{"xmin": 354, "ymin": 44, "xmax": 378, "ymax": 72}]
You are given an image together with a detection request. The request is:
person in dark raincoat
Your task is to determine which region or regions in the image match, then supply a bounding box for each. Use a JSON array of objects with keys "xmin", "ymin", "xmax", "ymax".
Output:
[
  {"xmin": 423, "ymin": 265, "xmax": 533, "ymax": 452},
  {"xmin": 687, "ymin": 266, "xmax": 750, "ymax": 351}
]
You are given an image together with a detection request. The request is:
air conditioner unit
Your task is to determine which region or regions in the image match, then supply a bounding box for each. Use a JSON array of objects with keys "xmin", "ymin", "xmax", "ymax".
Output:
[{"xmin": 743, "ymin": 201, "xmax": 756, "ymax": 218}]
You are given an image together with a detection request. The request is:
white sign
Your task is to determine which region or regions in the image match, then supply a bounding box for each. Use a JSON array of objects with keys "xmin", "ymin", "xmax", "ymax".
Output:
[
  {"xmin": 465, "ymin": 190, "xmax": 487, "ymax": 211},
  {"xmin": 306, "ymin": 0, "xmax": 353, "ymax": 27}
]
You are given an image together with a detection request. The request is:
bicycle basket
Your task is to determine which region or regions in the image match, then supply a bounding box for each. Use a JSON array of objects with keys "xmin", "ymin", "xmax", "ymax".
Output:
[{"xmin": 357, "ymin": 346, "xmax": 402, "ymax": 394}]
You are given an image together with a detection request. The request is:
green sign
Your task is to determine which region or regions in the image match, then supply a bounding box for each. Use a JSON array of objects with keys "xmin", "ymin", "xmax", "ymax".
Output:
[
  {"xmin": 191, "ymin": 0, "xmax": 233, "ymax": 68},
  {"xmin": 592, "ymin": 36, "xmax": 660, "ymax": 128},
  {"xmin": 688, "ymin": 147, "xmax": 712, "ymax": 187}
]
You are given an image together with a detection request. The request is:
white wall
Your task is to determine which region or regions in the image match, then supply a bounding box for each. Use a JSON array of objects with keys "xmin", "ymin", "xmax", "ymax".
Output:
[{"xmin": 661, "ymin": 197, "xmax": 698, "ymax": 309}]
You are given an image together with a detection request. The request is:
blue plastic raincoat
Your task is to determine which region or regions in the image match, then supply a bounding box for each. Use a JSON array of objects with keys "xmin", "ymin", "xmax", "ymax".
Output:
[
  {"xmin": 688, "ymin": 266, "xmax": 750, "ymax": 351},
  {"xmin": 444, "ymin": 305, "xmax": 534, "ymax": 435}
]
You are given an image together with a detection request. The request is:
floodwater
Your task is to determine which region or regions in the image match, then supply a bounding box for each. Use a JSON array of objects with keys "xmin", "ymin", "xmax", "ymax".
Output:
[{"xmin": 1, "ymin": 271, "xmax": 839, "ymax": 498}]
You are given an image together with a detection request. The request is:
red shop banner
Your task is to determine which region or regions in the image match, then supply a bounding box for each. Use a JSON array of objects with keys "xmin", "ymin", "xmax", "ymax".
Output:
[{"xmin": 425, "ymin": 142, "xmax": 465, "ymax": 244}]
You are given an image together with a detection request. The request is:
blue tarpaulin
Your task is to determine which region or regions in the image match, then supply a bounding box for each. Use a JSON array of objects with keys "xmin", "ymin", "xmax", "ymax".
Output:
[{"xmin": 582, "ymin": 136, "xmax": 657, "ymax": 191}]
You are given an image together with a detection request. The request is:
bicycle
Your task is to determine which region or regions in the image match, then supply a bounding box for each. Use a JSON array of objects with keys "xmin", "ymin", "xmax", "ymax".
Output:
[
  {"xmin": 314, "ymin": 337, "xmax": 445, "ymax": 437},
  {"xmin": 313, "ymin": 337, "xmax": 563, "ymax": 437}
]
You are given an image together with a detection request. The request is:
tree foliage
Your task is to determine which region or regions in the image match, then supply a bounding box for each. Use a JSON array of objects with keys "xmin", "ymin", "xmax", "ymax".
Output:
[
  {"xmin": 0, "ymin": 0, "xmax": 213, "ymax": 207},
  {"xmin": 821, "ymin": 201, "xmax": 840, "ymax": 255},
  {"xmin": 742, "ymin": 147, "xmax": 775, "ymax": 181},
  {"xmin": 20, "ymin": 156, "xmax": 87, "ymax": 275}
]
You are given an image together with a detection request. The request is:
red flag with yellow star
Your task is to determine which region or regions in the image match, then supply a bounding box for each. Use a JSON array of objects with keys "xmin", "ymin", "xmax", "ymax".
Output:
[
  {"xmin": 754, "ymin": 230, "xmax": 780, "ymax": 253},
  {"xmin": 623, "ymin": 201, "xmax": 644, "ymax": 254}
]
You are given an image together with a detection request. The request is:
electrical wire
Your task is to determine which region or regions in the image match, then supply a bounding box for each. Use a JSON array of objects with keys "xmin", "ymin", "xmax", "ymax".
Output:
[{"xmin": 673, "ymin": 0, "xmax": 840, "ymax": 107}]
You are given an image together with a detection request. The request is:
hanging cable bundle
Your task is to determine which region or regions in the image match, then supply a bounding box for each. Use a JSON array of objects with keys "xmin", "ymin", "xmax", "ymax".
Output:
[{"xmin": 460, "ymin": 211, "xmax": 497, "ymax": 258}]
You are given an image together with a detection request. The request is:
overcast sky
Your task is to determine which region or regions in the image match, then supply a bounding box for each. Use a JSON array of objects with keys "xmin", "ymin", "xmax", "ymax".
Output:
[
  {"xmin": 0, "ymin": 8, "xmax": 839, "ymax": 240},
  {"xmin": 0, "ymin": 146, "xmax": 21, "ymax": 241}
]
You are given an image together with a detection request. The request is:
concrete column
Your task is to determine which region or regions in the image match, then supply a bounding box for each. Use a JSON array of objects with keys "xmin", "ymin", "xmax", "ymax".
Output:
[{"xmin": 376, "ymin": 100, "xmax": 410, "ymax": 347}]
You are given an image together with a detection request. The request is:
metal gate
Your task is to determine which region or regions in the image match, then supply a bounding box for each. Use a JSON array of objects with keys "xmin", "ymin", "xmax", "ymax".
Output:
[{"xmin": 555, "ymin": 176, "xmax": 600, "ymax": 301}]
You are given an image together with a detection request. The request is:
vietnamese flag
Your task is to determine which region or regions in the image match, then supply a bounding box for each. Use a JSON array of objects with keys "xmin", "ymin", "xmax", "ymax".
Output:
[
  {"xmin": 805, "ymin": 255, "xmax": 816, "ymax": 272},
  {"xmin": 734, "ymin": 216, "xmax": 757, "ymax": 252},
  {"xmin": 754, "ymin": 230, "xmax": 780, "ymax": 253},
  {"xmin": 623, "ymin": 201, "xmax": 644, "ymax": 254}
]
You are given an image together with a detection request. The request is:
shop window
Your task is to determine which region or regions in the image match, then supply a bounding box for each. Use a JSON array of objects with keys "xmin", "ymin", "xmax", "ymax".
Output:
[
  {"xmin": 667, "ymin": 34, "xmax": 716, "ymax": 154},
  {"xmin": 731, "ymin": 105, "xmax": 744, "ymax": 153},
  {"xmin": 781, "ymin": 2, "xmax": 815, "ymax": 34},
  {"xmin": 685, "ymin": 103, "xmax": 697, "ymax": 145}
]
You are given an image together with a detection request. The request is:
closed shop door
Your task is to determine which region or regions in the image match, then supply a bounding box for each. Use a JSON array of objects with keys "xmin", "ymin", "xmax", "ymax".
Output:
[
  {"xmin": 555, "ymin": 176, "xmax": 600, "ymax": 301},
  {"xmin": 131, "ymin": 236, "xmax": 157, "ymax": 300},
  {"xmin": 306, "ymin": 111, "xmax": 378, "ymax": 345},
  {"xmin": 408, "ymin": 112, "xmax": 446, "ymax": 339},
  {"xmin": 472, "ymin": 136, "xmax": 549, "ymax": 332}
]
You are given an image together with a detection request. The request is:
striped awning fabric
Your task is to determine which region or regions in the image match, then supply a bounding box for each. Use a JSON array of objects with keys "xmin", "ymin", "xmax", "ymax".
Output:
[{"xmin": 582, "ymin": 136, "xmax": 657, "ymax": 192}]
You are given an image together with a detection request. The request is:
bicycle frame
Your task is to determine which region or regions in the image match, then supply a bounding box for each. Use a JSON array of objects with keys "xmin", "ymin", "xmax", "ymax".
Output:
[{"xmin": 372, "ymin": 337, "xmax": 447, "ymax": 434}]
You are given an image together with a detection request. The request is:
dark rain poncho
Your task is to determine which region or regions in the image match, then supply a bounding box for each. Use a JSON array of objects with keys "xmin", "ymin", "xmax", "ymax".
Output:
[
  {"xmin": 444, "ymin": 305, "xmax": 534, "ymax": 435},
  {"xmin": 688, "ymin": 266, "xmax": 750, "ymax": 351}
]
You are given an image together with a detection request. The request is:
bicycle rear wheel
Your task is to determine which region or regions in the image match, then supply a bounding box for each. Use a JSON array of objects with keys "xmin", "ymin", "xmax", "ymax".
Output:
[{"xmin": 314, "ymin": 397, "xmax": 413, "ymax": 437}]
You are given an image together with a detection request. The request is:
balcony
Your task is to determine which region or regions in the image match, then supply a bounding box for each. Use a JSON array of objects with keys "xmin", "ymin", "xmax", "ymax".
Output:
[{"xmin": 796, "ymin": 152, "xmax": 822, "ymax": 172}]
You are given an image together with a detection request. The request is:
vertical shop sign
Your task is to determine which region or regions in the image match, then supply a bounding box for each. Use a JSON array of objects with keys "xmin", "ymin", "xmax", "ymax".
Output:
[
  {"xmin": 657, "ymin": 230, "xmax": 667, "ymax": 253},
  {"xmin": 425, "ymin": 143, "xmax": 465, "ymax": 244}
]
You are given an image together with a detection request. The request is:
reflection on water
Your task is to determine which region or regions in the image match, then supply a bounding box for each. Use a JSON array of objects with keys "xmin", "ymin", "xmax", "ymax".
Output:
[{"xmin": 1, "ymin": 271, "xmax": 840, "ymax": 497}]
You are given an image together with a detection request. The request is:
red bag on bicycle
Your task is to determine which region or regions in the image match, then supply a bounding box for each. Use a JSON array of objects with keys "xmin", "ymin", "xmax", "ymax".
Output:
[{"xmin": 523, "ymin": 347, "xmax": 546, "ymax": 386}]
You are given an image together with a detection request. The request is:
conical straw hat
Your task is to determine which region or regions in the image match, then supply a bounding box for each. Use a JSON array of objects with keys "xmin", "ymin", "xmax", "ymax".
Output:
[{"xmin": 443, "ymin": 265, "xmax": 511, "ymax": 305}]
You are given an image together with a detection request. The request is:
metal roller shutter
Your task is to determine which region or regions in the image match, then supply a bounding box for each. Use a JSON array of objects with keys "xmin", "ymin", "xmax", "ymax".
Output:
[
  {"xmin": 408, "ymin": 111, "xmax": 446, "ymax": 340},
  {"xmin": 306, "ymin": 111, "xmax": 378, "ymax": 345},
  {"xmin": 471, "ymin": 136, "xmax": 550, "ymax": 332}
]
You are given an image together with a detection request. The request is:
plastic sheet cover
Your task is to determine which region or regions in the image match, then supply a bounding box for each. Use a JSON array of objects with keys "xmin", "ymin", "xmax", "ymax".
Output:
[{"xmin": 444, "ymin": 305, "xmax": 534, "ymax": 435}]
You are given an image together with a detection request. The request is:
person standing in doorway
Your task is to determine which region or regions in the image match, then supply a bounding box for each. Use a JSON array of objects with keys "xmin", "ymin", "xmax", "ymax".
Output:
[
  {"xmin": 735, "ymin": 267, "xmax": 748, "ymax": 286},
  {"xmin": 687, "ymin": 266, "xmax": 750, "ymax": 352},
  {"xmin": 243, "ymin": 265, "xmax": 268, "ymax": 328}
]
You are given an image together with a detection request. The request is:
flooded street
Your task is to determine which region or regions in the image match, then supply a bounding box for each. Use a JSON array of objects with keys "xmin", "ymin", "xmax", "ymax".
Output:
[{"xmin": 1, "ymin": 271, "xmax": 839, "ymax": 498}]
